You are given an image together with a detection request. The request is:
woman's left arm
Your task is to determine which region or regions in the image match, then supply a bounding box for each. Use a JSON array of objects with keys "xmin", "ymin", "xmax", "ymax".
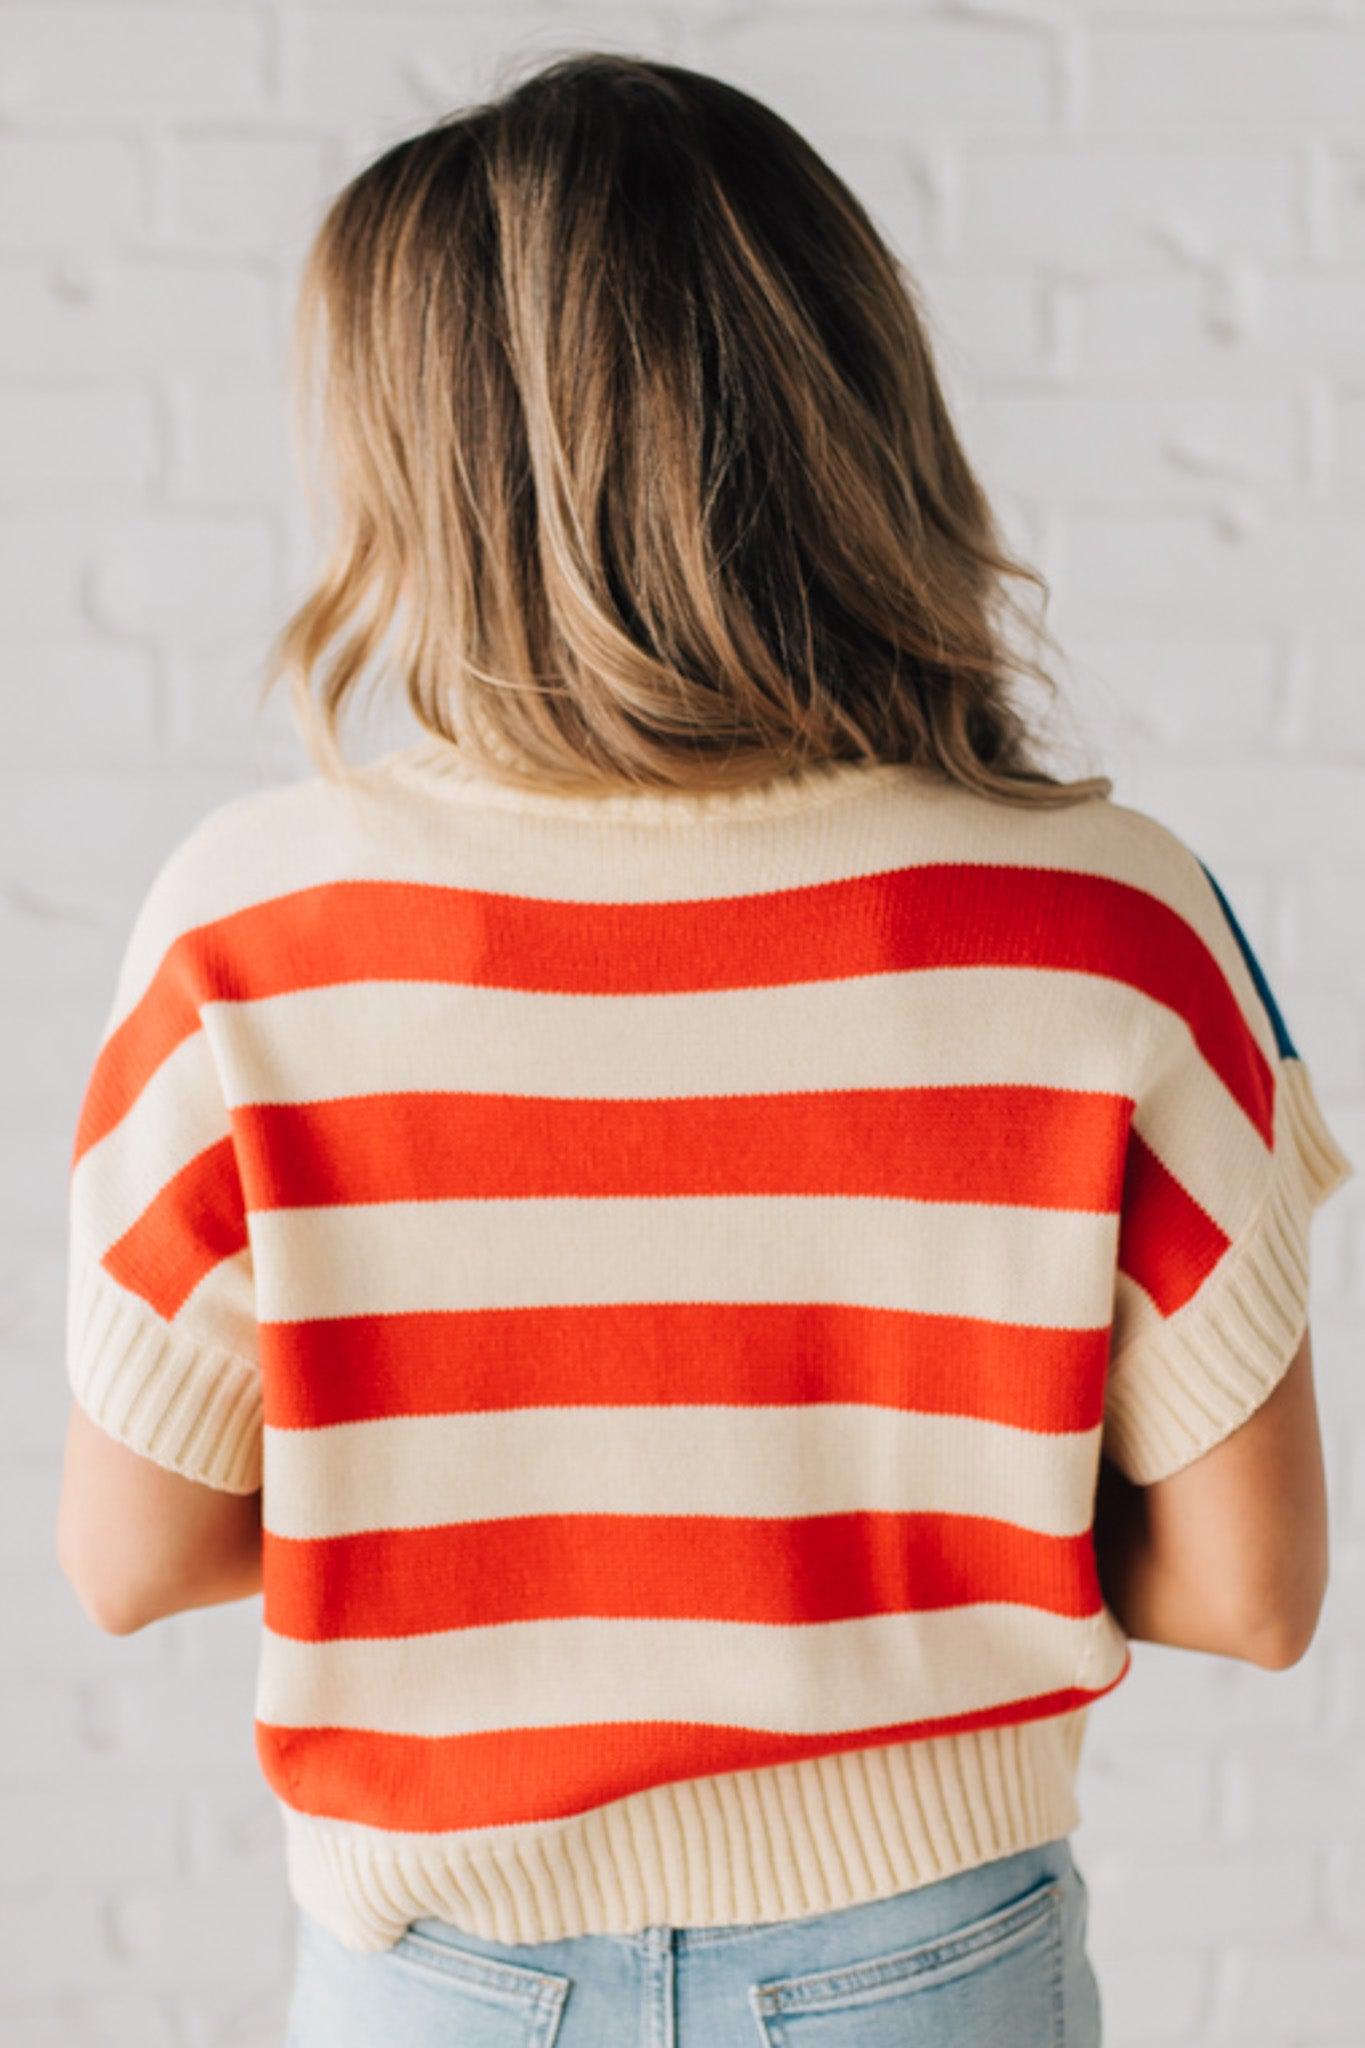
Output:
[{"xmin": 57, "ymin": 1398, "xmax": 262, "ymax": 1634}]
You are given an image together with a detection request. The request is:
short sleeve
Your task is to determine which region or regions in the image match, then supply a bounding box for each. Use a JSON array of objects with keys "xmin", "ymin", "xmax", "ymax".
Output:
[
  {"xmin": 65, "ymin": 835, "xmax": 262, "ymax": 1494},
  {"xmin": 1102, "ymin": 855, "xmax": 1355, "ymax": 1486}
]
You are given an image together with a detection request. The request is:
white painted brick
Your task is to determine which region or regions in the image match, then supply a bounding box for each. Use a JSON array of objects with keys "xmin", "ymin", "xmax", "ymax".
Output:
[
  {"xmin": 1072, "ymin": 1744, "xmax": 1214, "ymax": 1841},
  {"xmin": 1280, "ymin": 987, "xmax": 1365, "ymax": 1096},
  {"xmin": 0, "ymin": 387, "xmax": 158, "ymax": 504},
  {"xmin": 913, "ymin": 266, "xmax": 1047, "ymax": 376},
  {"xmin": 1304, "ymin": 638, "xmax": 1365, "ymax": 755},
  {"xmin": 1059, "ymin": 634, "xmax": 1282, "ymax": 758},
  {"xmin": 6, "ymin": 1558, "xmax": 172, "ymax": 1676},
  {"xmin": 703, "ymin": 18, "xmax": 1054, "ymax": 138},
  {"xmin": 965, "ymin": 393, "xmax": 1299, "ymax": 502},
  {"xmin": 0, "ymin": 514, "xmax": 90, "ymax": 634},
  {"xmin": 1103, "ymin": 1846, "xmax": 1315, "ymax": 1943},
  {"xmin": 1223, "ymin": 1950, "xmax": 1365, "ymax": 2038},
  {"xmin": 0, "ymin": 1679, "xmax": 104, "ymax": 1778},
  {"xmin": 173, "ymin": 1979, "xmax": 291, "ymax": 2048},
  {"xmin": 6, "ymin": 642, "xmax": 157, "ymax": 766},
  {"xmin": 0, "ymin": 873, "xmax": 147, "ymax": 1001},
  {"xmin": 0, "ymin": 766, "xmax": 266, "ymax": 892},
  {"xmin": 85, "ymin": 512, "xmax": 277, "ymax": 644},
  {"xmin": 162, "ymin": 640, "xmax": 300, "ymax": 770},
  {"xmin": 1339, "ymin": 393, "xmax": 1365, "ymax": 486},
  {"xmin": 0, "ymin": 7, "xmax": 264, "ymax": 119},
  {"xmin": 0, "ymin": 138, "xmax": 144, "ymax": 249},
  {"xmin": 1091, "ymin": 1951, "xmax": 1208, "ymax": 2044},
  {"xmin": 0, "ymin": 1780, "xmax": 179, "ymax": 1888},
  {"xmin": 0, "ymin": 259, "xmax": 273, "ymax": 377},
  {"xmin": 81, "ymin": 1667, "xmax": 260, "ymax": 1777},
  {"xmin": 0, "ymin": 1997, "xmax": 178, "ymax": 2048},
  {"xmin": 1083, "ymin": 0, "xmax": 1354, "ymax": 9},
  {"xmin": 820, "ymin": 143, "xmax": 936, "ymax": 260},
  {"xmin": 1282, "ymin": 853, "xmax": 1365, "ymax": 982},
  {"xmin": 170, "ymin": 1607, "xmax": 264, "ymax": 1690},
  {"xmin": 111, "ymin": 1875, "xmax": 293, "ymax": 1992},
  {"xmin": 183, "ymin": 1783, "xmax": 286, "ymax": 1883},
  {"xmin": 960, "ymin": 147, "xmax": 1301, "ymax": 262},
  {"xmin": 280, "ymin": 8, "xmax": 678, "ymax": 122},
  {"xmin": 1324, "ymin": 1846, "xmax": 1365, "ymax": 1936},
  {"xmin": 168, "ymin": 134, "xmax": 331, "ymax": 254},
  {"xmin": 1093, "ymin": 1644, "xmax": 1326, "ymax": 1741},
  {"xmin": 0, "ymin": 1457, "xmax": 62, "ymax": 1562},
  {"xmin": 1226, "ymin": 1746, "xmax": 1365, "ymax": 1842},
  {"xmin": 1091, "ymin": 27, "xmax": 1365, "ymax": 132},
  {"xmin": 1303, "ymin": 1229, "xmax": 1361, "ymax": 1331},
  {"xmin": 1078, "ymin": 272, "xmax": 1365, "ymax": 379},
  {"xmin": 1058, "ymin": 511, "xmax": 1365, "ymax": 631},
  {"xmin": 1101, "ymin": 761, "xmax": 1365, "ymax": 865},
  {"xmin": 1345, "ymin": 1420, "xmax": 1365, "ymax": 1538},
  {"xmin": 0, "ymin": 1250, "xmax": 66, "ymax": 1453},
  {"xmin": 1329, "ymin": 145, "xmax": 1365, "ymax": 259},
  {"xmin": 168, "ymin": 377, "xmax": 293, "ymax": 507},
  {"xmin": 0, "ymin": 1892, "xmax": 133, "ymax": 2001},
  {"xmin": 7, "ymin": 992, "xmax": 110, "ymax": 1122}
]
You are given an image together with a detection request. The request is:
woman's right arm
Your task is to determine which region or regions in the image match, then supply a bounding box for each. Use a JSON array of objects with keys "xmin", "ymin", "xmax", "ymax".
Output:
[{"xmin": 1093, "ymin": 1323, "xmax": 1331, "ymax": 1671}]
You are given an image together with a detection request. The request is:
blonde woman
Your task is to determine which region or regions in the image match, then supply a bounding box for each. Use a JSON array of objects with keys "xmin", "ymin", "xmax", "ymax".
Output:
[{"xmin": 58, "ymin": 52, "xmax": 1353, "ymax": 2048}]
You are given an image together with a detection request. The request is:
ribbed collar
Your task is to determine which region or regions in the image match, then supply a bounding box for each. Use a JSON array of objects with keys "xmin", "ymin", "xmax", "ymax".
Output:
[{"xmin": 378, "ymin": 731, "xmax": 919, "ymax": 825}]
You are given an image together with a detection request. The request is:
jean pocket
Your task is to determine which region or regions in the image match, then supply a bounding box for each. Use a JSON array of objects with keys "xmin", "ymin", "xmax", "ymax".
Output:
[
  {"xmin": 748, "ymin": 1873, "xmax": 1065, "ymax": 2048},
  {"xmin": 386, "ymin": 1922, "xmax": 572, "ymax": 2048}
]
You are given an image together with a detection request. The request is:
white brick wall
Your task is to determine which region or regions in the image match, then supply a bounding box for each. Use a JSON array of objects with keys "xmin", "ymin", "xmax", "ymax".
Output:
[{"xmin": 4, "ymin": 4, "xmax": 1361, "ymax": 2042}]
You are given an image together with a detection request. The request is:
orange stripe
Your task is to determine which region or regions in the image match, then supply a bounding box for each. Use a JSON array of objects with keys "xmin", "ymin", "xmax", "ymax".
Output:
[
  {"xmin": 254, "ymin": 1648, "xmax": 1133, "ymax": 1834},
  {"xmin": 100, "ymin": 1136, "xmax": 249, "ymax": 1321},
  {"xmin": 72, "ymin": 863, "xmax": 1275, "ymax": 1167},
  {"xmin": 261, "ymin": 1509, "xmax": 1103, "ymax": 1641},
  {"xmin": 1118, "ymin": 1129, "xmax": 1233, "ymax": 1316},
  {"xmin": 71, "ymin": 952, "xmax": 201, "ymax": 1168},
  {"xmin": 260, "ymin": 1299, "xmax": 1110, "ymax": 1434},
  {"xmin": 234, "ymin": 1084, "xmax": 1132, "ymax": 1212}
]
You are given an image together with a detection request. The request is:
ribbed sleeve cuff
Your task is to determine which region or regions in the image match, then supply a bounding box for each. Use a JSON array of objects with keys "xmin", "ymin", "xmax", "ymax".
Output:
[
  {"xmin": 66, "ymin": 1251, "xmax": 263, "ymax": 1493},
  {"xmin": 1103, "ymin": 1057, "xmax": 1355, "ymax": 1486}
]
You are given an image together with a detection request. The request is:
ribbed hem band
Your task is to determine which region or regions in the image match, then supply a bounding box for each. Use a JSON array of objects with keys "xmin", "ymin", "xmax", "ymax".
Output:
[{"xmin": 276, "ymin": 1709, "xmax": 1093, "ymax": 1953}]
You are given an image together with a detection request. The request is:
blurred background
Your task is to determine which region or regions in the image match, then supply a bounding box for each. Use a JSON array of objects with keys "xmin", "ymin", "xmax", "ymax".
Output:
[{"xmin": 3, "ymin": 3, "xmax": 1363, "ymax": 2042}]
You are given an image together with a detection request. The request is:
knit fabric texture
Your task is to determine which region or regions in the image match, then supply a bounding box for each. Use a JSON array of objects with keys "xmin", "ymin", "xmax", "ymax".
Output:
[{"xmin": 66, "ymin": 735, "xmax": 1355, "ymax": 1953}]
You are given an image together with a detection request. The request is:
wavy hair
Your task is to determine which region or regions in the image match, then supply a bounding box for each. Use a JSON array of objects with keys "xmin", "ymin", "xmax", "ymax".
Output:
[{"xmin": 262, "ymin": 49, "xmax": 1110, "ymax": 807}]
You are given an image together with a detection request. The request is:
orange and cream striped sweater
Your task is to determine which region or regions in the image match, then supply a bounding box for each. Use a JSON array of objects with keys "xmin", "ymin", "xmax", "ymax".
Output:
[{"xmin": 66, "ymin": 733, "xmax": 1354, "ymax": 1954}]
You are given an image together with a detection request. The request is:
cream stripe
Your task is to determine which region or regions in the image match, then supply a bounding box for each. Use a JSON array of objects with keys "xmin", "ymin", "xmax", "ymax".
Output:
[
  {"xmin": 261, "ymin": 1403, "xmax": 1102, "ymax": 1542},
  {"xmin": 1133, "ymin": 1001, "xmax": 1274, "ymax": 1222},
  {"xmin": 254, "ymin": 1602, "xmax": 1097, "ymax": 1737},
  {"xmin": 180, "ymin": 1246, "xmax": 258, "ymax": 1361},
  {"xmin": 249, "ymin": 1193, "xmax": 1120, "ymax": 1328},
  {"xmin": 106, "ymin": 766, "xmax": 1277, "ymax": 1073},
  {"xmin": 208, "ymin": 965, "xmax": 1143, "ymax": 1104}
]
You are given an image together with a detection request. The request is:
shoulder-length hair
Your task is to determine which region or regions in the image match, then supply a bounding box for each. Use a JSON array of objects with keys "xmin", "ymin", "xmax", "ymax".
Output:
[{"xmin": 264, "ymin": 49, "xmax": 1110, "ymax": 808}]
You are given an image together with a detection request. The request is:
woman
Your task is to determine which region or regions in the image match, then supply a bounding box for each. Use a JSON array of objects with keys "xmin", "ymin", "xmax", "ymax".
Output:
[{"xmin": 57, "ymin": 52, "xmax": 1353, "ymax": 2047}]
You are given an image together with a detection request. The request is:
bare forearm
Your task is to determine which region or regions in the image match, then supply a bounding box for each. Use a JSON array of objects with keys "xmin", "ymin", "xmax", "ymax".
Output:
[
  {"xmin": 140, "ymin": 1492, "xmax": 263, "ymax": 1626},
  {"xmin": 1092, "ymin": 1453, "xmax": 1264, "ymax": 1663}
]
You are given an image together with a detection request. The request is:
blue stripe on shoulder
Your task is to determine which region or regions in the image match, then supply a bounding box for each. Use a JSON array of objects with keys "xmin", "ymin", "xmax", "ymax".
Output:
[{"xmin": 1196, "ymin": 859, "xmax": 1297, "ymax": 1060}]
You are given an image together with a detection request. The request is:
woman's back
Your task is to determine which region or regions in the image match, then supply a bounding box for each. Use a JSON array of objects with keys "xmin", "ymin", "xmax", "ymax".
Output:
[
  {"xmin": 52, "ymin": 52, "xmax": 1357, "ymax": 2042},
  {"xmin": 65, "ymin": 733, "xmax": 1352, "ymax": 1953}
]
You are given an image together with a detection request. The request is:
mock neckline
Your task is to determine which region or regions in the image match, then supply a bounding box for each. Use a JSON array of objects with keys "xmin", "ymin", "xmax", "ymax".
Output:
[{"xmin": 375, "ymin": 733, "xmax": 920, "ymax": 824}]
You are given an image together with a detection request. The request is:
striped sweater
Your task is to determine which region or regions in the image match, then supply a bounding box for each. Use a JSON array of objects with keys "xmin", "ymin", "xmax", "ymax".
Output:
[{"xmin": 66, "ymin": 733, "xmax": 1355, "ymax": 1954}]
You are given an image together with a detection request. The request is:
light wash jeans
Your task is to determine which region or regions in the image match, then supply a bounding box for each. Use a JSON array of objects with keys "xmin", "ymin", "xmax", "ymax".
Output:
[{"xmin": 283, "ymin": 1833, "xmax": 1102, "ymax": 2046}]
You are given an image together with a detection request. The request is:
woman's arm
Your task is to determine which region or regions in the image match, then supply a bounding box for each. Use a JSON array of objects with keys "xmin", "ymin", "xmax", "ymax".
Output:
[
  {"xmin": 57, "ymin": 1398, "xmax": 263, "ymax": 1634},
  {"xmin": 1093, "ymin": 1325, "xmax": 1329, "ymax": 1670}
]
